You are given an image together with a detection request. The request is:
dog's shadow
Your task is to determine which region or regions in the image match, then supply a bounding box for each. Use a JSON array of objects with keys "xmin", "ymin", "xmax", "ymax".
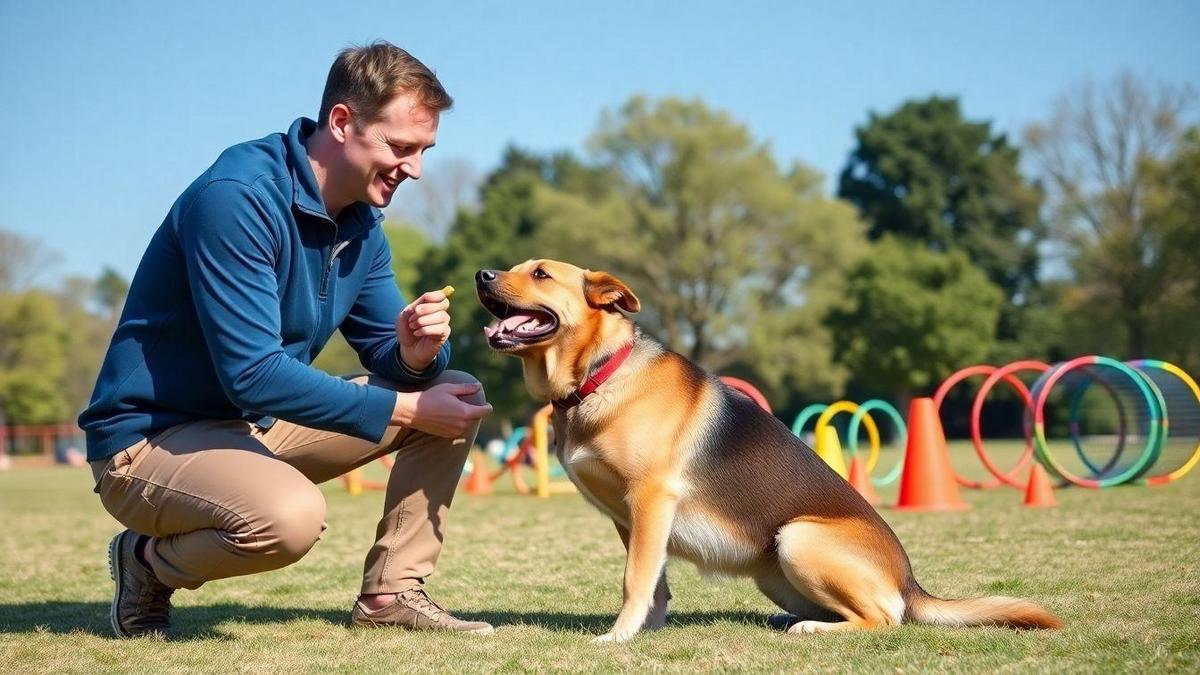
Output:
[{"xmin": 0, "ymin": 602, "xmax": 772, "ymax": 640}]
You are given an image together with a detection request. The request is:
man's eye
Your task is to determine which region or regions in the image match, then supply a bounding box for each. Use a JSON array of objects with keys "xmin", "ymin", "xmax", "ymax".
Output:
[{"xmin": 533, "ymin": 268, "xmax": 551, "ymax": 280}]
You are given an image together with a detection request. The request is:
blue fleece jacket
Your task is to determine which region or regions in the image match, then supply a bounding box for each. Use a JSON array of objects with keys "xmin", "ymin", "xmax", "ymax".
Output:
[{"xmin": 78, "ymin": 118, "xmax": 448, "ymax": 461}]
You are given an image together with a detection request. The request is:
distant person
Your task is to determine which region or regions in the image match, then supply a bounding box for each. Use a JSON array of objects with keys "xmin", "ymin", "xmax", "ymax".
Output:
[{"xmin": 79, "ymin": 42, "xmax": 494, "ymax": 638}]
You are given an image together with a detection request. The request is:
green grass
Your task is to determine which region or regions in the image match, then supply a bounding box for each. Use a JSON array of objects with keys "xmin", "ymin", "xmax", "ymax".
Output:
[{"xmin": 2, "ymin": 440, "xmax": 1198, "ymax": 673}]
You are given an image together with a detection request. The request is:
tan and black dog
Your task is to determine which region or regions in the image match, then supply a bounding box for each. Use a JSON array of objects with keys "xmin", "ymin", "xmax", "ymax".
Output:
[{"xmin": 476, "ymin": 259, "xmax": 1061, "ymax": 643}]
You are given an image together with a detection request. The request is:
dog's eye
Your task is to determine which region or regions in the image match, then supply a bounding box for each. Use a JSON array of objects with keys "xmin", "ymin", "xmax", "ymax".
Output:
[{"xmin": 533, "ymin": 268, "xmax": 551, "ymax": 280}]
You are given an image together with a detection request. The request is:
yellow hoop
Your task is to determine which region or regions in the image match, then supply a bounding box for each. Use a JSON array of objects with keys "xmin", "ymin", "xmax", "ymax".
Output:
[{"xmin": 814, "ymin": 400, "xmax": 881, "ymax": 473}]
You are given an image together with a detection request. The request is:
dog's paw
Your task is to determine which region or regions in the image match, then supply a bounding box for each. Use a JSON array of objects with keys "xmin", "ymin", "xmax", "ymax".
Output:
[
  {"xmin": 592, "ymin": 629, "xmax": 636, "ymax": 644},
  {"xmin": 788, "ymin": 620, "xmax": 842, "ymax": 635}
]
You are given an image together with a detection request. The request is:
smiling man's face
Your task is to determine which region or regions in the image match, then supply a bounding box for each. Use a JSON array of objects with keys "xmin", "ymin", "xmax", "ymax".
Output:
[{"xmin": 335, "ymin": 91, "xmax": 439, "ymax": 210}]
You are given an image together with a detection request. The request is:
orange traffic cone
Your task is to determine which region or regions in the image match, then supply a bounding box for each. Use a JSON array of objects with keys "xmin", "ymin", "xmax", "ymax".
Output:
[
  {"xmin": 1023, "ymin": 463, "xmax": 1057, "ymax": 508},
  {"xmin": 463, "ymin": 451, "xmax": 493, "ymax": 495},
  {"xmin": 895, "ymin": 397, "xmax": 970, "ymax": 512},
  {"xmin": 847, "ymin": 455, "xmax": 879, "ymax": 505}
]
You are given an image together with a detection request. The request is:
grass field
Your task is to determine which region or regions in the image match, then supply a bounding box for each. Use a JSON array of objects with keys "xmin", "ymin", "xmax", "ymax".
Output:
[{"xmin": 1, "ymin": 440, "xmax": 1198, "ymax": 673}]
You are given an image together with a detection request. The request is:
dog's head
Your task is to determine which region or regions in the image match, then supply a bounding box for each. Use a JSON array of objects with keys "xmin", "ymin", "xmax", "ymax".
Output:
[{"xmin": 475, "ymin": 259, "xmax": 639, "ymax": 358}]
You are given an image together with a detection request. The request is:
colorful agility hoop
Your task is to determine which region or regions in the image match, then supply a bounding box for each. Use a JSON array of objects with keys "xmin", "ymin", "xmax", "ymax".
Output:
[
  {"xmin": 846, "ymin": 399, "xmax": 906, "ymax": 486},
  {"xmin": 1128, "ymin": 359, "xmax": 1200, "ymax": 485},
  {"xmin": 720, "ymin": 376, "xmax": 772, "ymax": 412},
  {"xmin": 1032, "ymin": 356, "xmax": 1162, "ymax": 488},
  {"xmin": 814, "ymin": 401, "xmax": 881, "ymax": 474},
  {"xmin": 1059, "ymin": 366, "xmax": 1135, "ymax": 481},
  {"xmin": 791, "ymin": 402, "xmax": 883, "ymax": 472},
  {"xmin": 933, "ymin": 364, "xmax": 1039, "ymax": 489},
  {"xmin": 791, "ymin": 404, "xmax": 830, "ymax": 437},
  {"xmin": 967, "ymin": 360, "xmax": 1045, "ymax": 489}
]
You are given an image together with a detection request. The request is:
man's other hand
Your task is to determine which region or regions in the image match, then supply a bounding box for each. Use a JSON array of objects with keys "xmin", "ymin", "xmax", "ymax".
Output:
[{"xmin": 392, "ymin": 383, "xmax": 493, "ymax": 443}]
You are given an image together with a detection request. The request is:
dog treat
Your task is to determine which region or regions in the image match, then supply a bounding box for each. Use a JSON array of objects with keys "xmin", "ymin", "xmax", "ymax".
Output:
[{"xmin": 441, "ymin": 285, "xmax": 455, "ymax": 297}]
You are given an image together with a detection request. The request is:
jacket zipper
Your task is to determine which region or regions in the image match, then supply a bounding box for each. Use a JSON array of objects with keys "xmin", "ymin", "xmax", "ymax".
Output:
[{"xmin": 319, "ymin": 223, "xmax": 342, "ymax": 299}]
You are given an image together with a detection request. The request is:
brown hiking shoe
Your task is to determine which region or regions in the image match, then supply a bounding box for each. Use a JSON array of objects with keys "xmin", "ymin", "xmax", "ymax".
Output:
[
  {"xmin": 350, "ymin": 587, "xmax": 494, "ymax": 634},
  {"xmin": 108, "ymin": 529, "xmax": 174, "ymax": 638}
]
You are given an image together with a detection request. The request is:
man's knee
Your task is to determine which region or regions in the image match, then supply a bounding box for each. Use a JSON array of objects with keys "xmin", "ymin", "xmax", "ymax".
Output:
[
  {"xmin": 251, "ymin": 483, "xmax": 327, "ymax": 564},
  {"xmin": 432, "ymin": 370, "xmax": 486, "ymax": 405},
  {"xmin": 352, "ymin": 370, "xmax": 486, "ymax": 405}
]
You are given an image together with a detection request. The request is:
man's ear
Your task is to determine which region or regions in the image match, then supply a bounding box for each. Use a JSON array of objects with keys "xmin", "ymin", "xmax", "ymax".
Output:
[
  {"xmin": 328, "ymin": 103, "xmax": 353, "ymax": 143},
  {"xmin": 584, "ymin": 270, "xmax": 640, "ymax": 313}
]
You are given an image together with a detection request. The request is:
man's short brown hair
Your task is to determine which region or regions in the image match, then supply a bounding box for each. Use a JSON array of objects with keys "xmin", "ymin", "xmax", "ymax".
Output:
[{"xmin": 318, "ymin": 41, "xmax": 452, "ymax": 126}]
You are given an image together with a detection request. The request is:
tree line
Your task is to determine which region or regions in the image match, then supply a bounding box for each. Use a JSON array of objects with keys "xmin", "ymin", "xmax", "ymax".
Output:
[{"xmin": 1, "ymin": 73, "xmax": 1195, "ymax": 437}]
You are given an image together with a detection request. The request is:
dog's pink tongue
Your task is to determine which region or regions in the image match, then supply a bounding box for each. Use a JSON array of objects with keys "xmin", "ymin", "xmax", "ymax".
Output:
[{"xmin": 484, "ymin": 311, "xmax": 541, "ymax": 338}]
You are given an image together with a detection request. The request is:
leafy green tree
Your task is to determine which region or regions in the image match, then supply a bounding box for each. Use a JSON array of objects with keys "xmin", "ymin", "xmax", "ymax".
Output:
[
  {"xmin": 838, "ymin": 97, "xmax": 1044, "ymax": 302},
  {"xmin": 93, "ymin": 266, "xmax": 130, "ymax": 319},
  {"xmin": 1139, "ymin": 127, "xmax": 1200, "ymax": 372},
  {"xmin": 825, "ymin": 237, "xmax": 1004, "ymax": 398},
  {"xmin": 57, "ymin": 276, "xmax": 117, "ymax": 417},
  {"xmin": 1024, "ymin": 73, "xmax": 1196, "ymax": 359},
  {"xmin": 536, "ymin": 96, "xmax": 868, "ymax": 402},
  {"xmin": 0, "ymin": 291, "xmax": 71, "ymax": 423},
  {"xmin": 384, "ymin": 221, "xmax": 431, "ymax": 299}
]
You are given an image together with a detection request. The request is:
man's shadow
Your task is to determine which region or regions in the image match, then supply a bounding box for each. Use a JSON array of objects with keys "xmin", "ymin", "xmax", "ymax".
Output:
[{"xmin": 0, "ymin": 602, "xmax": 769, "ymax": 640}]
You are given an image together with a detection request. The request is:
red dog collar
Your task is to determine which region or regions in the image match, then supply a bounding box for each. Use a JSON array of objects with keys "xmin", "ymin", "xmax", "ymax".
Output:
[{"xmin": 552, "ymin": 341, "xmax": 636, "ymax": 411}]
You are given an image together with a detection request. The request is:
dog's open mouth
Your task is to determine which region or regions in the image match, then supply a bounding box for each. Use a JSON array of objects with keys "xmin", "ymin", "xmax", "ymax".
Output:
[{"xmin": 480, "ymin": 294, "xmax": 559, "ymax": 349}]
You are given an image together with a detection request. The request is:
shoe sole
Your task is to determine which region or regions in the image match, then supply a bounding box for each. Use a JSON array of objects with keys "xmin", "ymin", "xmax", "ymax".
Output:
[{"xmin": 108, "ymin": 531, "xmax": 130, "ymax": 639}]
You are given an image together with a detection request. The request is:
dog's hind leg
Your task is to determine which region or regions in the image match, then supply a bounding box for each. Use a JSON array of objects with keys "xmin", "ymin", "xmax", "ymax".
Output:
[
  {"xmin": 774, "ymin": 519, "xmax": 907, "ymax": 635},
  {"xmin": 752, "ymin": 563, "xmax": 841, "ymax": 630}
]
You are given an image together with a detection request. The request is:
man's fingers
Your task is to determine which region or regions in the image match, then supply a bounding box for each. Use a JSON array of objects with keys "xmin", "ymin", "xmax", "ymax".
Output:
[
  {"xmin": 463, "ymin": 402, "xmax": 494, "ymax": 420},
  {"xmin": 410, "ymin": 299, "xmax": 450, "ymax": 316},
  {"xmin": 411, "ymin": 311, "xmax": 450, "ymax": 328},
  {"xmin": 412, "ymin": 325, "xmax": 451, "ymax": 339},
  {"xmin": 446, "ymin": 382, "xmax": 482, "ymax": 396},
  {"xmin": 402, "ymin": 289, "xmax": 450, "ymax": 313}
]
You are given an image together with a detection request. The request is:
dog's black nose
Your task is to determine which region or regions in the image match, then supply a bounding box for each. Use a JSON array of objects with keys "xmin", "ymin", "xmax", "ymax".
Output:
[{"xmin": 476, "ymin": 269, "xmax": 498, "ymax": 285}]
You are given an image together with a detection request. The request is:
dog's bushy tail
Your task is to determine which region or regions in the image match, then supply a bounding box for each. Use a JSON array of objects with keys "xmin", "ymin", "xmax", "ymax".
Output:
[{"xmin": 903, "ymin": 585, "xmax": 1062, "ymax": 630}]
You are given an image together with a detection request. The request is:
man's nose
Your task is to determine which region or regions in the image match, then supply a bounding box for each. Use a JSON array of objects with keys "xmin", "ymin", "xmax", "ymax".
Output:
[
  {"xmin": 401, "ymin": 155, "xmax": 422, "ymax": 180},
  {"xmin": 476, "ymin": 270, "xmax": 498, "ymax": 285}
]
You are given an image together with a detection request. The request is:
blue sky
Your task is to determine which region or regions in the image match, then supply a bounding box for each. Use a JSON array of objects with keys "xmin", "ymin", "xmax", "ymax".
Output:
[{"xmin": 1, "ymin": 1, "xmax": 1197, "ymax": 284}]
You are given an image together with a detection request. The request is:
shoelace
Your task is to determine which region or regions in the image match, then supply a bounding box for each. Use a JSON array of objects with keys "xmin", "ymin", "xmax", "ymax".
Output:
[
  {"xmin": 143, "ymin": 583, "xmax": 174, "ymax": 625},
  {"xmin": 400, "ymin": 588, "xmax": 447, "ymax": 622}
]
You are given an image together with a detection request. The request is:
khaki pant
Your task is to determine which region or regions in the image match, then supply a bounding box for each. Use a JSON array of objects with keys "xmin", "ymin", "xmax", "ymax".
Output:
[{"xmin": 90, "ymin": 371, "xmax": 482, "ymax": 593}]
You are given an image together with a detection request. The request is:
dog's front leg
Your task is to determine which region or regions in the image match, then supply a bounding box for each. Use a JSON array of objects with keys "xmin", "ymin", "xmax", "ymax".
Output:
[
  {"xmin": 595, "ymin": 487, "xmax": 677, "ymax": 644},
  {"xmin": 613, "ymin": 521, "xmax": 672, "ymax": 630}
]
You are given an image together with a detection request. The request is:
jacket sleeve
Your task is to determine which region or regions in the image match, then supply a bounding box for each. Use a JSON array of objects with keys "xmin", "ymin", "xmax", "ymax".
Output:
[
  {"xmin": 176, "ymin": 180, "xmax": 397, "ymax": 442},
  {"xmin": 338, "ymin": 231, "xmax": 450, "ymax": 384}
]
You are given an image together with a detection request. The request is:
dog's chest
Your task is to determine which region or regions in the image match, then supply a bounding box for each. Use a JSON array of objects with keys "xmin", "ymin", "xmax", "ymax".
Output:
[
  {"xmin": 556, "ymin": 441, "xmax": 630, "ymax": 524},
  {"xmin": 556, "ymin": 436, "xmax": 758, "ymax": 574}
]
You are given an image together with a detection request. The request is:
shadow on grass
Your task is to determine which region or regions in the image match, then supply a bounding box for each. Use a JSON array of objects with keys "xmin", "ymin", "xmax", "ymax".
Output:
[
  {"xmin": 0, "ymin": 602, "xmax": 773, "ymax": 640},
  {"xmin": 461, "ymin": 609, "xmax": 771, "ymax": 633},
  {"xmin": 0, "ymin": 602, "xmax": 346, "ymax": 641}
]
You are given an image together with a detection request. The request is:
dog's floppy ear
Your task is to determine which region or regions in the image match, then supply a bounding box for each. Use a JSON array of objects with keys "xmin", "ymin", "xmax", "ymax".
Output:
[{"xmin": 583, "ymin": 270, "xmax": 640, "ymax": 313}]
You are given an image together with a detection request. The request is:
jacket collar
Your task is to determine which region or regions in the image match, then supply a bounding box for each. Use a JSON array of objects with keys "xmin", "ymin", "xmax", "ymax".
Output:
[{"xmin": 285, "ymin": 117, "xmax": 384, "ymax": 235}]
